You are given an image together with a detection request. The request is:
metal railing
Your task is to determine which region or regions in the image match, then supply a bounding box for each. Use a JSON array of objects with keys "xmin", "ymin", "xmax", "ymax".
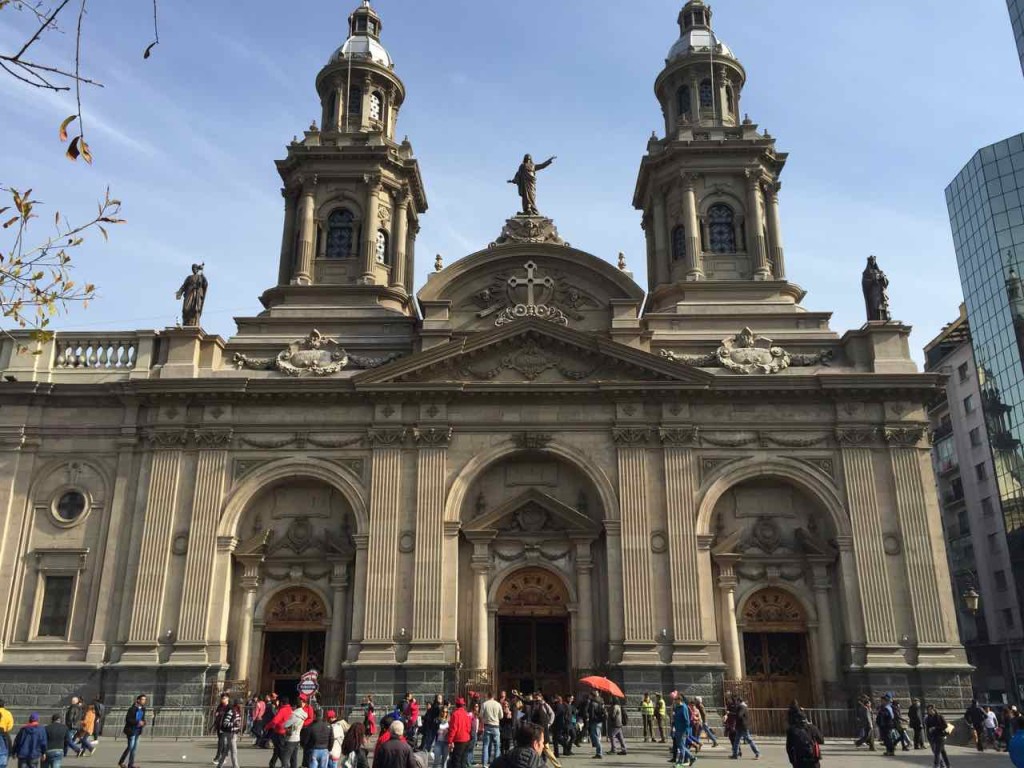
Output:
[{"xmin": 743, "ymin": 708, "xmax": 856, "ymax": 738}]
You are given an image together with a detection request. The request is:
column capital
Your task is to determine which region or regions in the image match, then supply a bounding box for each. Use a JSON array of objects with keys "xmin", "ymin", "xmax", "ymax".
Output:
[
  {"xmin": 680, "ymin": 172, "xmax": 699, "ymax": 190},
  {"xmin": 216, "ymin": 536, "xmax": 238, "ymax": 554},
  {"xmin": 696, "ymin": 534, "xmax": 715, "ymax": 551},
  {"xmin": 367, "ymin": 428, "xmax": 407, "ymax": 448},
  {"xmin": 353, "ymin": 533, "xmax": 370, "ymax": 550},
  {"xmin": 659, "ymin": 426, "xmax": 699, "ymax": 446},
  {"xmin": 603, "ymin": 519, "xmax": 622, "ymax": 536},
  {"xmin": 240, "ymin": 576, "xmax": 260, "ymax": 592},
  {"xmin": 413, "ymin": 426, "xmax": 453, "ymax": 448},
  {"xmin": 834, "ymin": 535, "xmax": 854, "ymax": 552},
  {"xmin": 363, "ymin": 173, "xmax": 383, "ymax": 191},
  {"xmin": 330, "ymin": 571, "xmax": 350, "ymax": 590},
  {"xmin": 612, "ymin": 427, "xmax": 652, "ymax": 446},
  {"xmin": 717, "ymin": 573, "xmax": 738, "ymax": 589},
  {"xmin": 443, "ymin": 520, "xmax": 462, "ymax": 538}
]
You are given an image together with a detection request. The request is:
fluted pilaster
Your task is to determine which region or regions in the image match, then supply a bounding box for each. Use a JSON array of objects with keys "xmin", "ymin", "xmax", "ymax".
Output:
[
  {"xmin": 839, "ymin": 446, "xmax": 898, "ymax": 645},
  {"xmin": 615, "ymin": 436, "xmax": 655, "ymax": 645},
  {"xmin": 663, "ymin": 442, "xmax": 702, "ymax": 642},
  {"xmin": 361, "ymin": 432, "xmax": 404, "ymax": 656},
  {"xmin": 411, "ymin": 428, "xmax": 450, "ymax": 646},
  {"xmin": 177, "ymin": 448, "xmax": 229, "ymax": 645},
  {"xmin": 126, "ymin": 448, "xmax": 182, "ymax": 649}
]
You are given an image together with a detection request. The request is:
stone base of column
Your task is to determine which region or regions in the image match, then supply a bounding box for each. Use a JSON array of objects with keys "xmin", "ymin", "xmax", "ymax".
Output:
[
  {"xmin": 753, "ymin": 269, "xmax": 772, "ymax": 281},
  {"xmin": 117, "ymin": 644, "xmax": 161, "ymax": 665},
  {"xmin": 914, "ymin": 644, "xmax": 971, "ymax": 669},
  {"xmin": 405, "ymin": 641, "xmax": 458, "ymax": 665},
  {"xmin": 169, "ymin": 643, "xmax": 210, "ymax": 665},
  {"xmin": 619, "ymin": 644, "xmax": 663, "ymax": 665},
  {"xmin": 861, "ymin": 645, "xmax": 914, "ymax": 669},
  {"xmin": 85, "ymin": 642, "xmax": 107, "ymax": 664},
  {"xmin": 670, "ymin": 642, "xmax": 723, "ymax": 666},
  {"xmin": 352, "ymin": 641, "xmax": 398, "ymax": 665},
  {"xmin": 685, "ymin": 270, "xmax": 705, "ymax": 281}
]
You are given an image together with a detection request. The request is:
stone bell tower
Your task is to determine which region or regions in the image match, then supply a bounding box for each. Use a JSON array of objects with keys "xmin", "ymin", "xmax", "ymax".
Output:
[
  {"xmin": 634, "ymin": 0, "xmax": 791, "ymax": 314},
  {"xmin": 266, "ymin": 0, "xmax": 427, "ymax": 317}
]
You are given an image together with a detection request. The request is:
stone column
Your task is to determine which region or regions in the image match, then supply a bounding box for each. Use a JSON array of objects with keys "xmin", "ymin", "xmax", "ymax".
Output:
[
  {"xmin": 603, "ymin": 519, "xmax": 625, "ymax": 662},
  {"xmin": 885, "ymin": 429, "xmax": 957, "ymax": 646},
  {"xmin": 717, "ymin": 562, "xmax": 743, "ymax": 681},
  {"xmin": 837, "ymin": 436, "xmax": 899, "ymax": 649},
  {"xmin": 764, "ymin": 181, "xmax": 786, "ymax": 279},
  {"xmin": 293, "ymin": 186, "xmax": 316, "ymax": 285},
  {"xmin": 326, "ymin": 566, "xmax": 350, "ymax": 678},
  {"xmin": 614, "ymin": 429, "xmax": 656, "ymax": 656},
  {"xmin": 690, "ymin": 77, "xmax": 701, "ymax": 122},
  {"xmin": 86, "ymin": 434, "xmax": 136, "ymax": 663},
  {"xmin": 811, "ymin": 564, "xmax": 838, "ymax": 683},
  {"xmin": 745, "ymin": 169, "xmax": 770, "ymax": 280},
  {"xmin": 661, "ymin": 431, "xmax": 702, "ymax": 643},
  {"xmin": 347, "ymin": 534, "xmax": 369, "ymax": 663},
  {"xmin": 652, "ymin": 194, "xmax": 669, "ymax": 286},
  {"xmin": 471, "ymin": 552, "xmax": 491, "ymax": 670},
  {"xmin": 574, "ymin": 539, "xmax": 595, "ymax": 670},
  {"xmin": 717, "ymin": 70, "xmax": 730, "ymax": 122},
  {"xmin": 278, "ymin": 191, "xmax": 297, "ymax": 286},
  {"xmin": 124, "ymin": 435, "xmax": 184, "ymax": 660},
  {"xmin": 360, "ymin": 429, "xmax": 404, "ymax": 663},
  {"xmin": 391, "ymin": 190, "xmax": 410, "ymax": 291},
  {"xmin": 360, "ymin": 76, "xmax": 373, "ymax": 132},
  {"xmin": 680, "ymin": 175, "xmax": 704, "ymax": 280},
  {"xmin": 235, "ymin": 575, "xmax": 259, "ymax": 686},
  {"xmin": 409, "ymin": 427, "xmax": 451, "ymax": 662},
  {"xmin": 176, "ymin": 438, "xmax": 231, "ymax": 659},
  {"xmin": 405, "ymin": 223, "xmax": 419, "ymax": 296},
  {"xmin": 360, "ymin": 176, "xmax": 382, "ymax": 285}
]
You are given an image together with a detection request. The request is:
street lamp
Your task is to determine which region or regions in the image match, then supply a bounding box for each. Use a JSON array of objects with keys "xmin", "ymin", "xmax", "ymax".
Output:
[{"xmin": 963, "ymin": 588, "xmax": 981, "ymax": 616}]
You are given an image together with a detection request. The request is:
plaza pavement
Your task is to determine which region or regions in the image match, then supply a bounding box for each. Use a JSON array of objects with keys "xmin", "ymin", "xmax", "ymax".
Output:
[{"xmin": 103, "ymin": 736, "xmax": 1011, "ymax": 768}]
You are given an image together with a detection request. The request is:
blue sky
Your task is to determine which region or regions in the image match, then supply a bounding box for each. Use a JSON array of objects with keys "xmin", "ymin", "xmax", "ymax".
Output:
[{"xmin": 3, "ymin": 0, "xmax": 1024, "ymax": 361}]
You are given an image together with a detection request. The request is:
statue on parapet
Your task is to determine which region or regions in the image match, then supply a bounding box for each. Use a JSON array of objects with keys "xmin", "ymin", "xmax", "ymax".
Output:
[
  {"xmin": 861, "ymin": 255, "xmax": 891, "ymax": 322},
  {"xmin": 508, "ymin": 154, "xmax": 556, "ymax": 216},
  {"xmin": 176, "ymin": 263, "xmax": 208, "ymax": 327}
]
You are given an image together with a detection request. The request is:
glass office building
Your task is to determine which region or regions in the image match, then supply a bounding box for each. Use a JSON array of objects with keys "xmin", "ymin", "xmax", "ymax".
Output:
[
  {"xmin": 1010, "ymin": 0, "xmax": 1024, "ymax": 76},
  {"xmin": 946, "ymin": 134, "xmax": 1024, "ymax": 702}
]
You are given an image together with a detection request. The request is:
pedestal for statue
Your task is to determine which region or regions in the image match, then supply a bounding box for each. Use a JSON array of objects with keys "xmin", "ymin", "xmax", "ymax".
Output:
[{"xmin": 492, "ymin": 214, "xmax": 566, "ymax": 247}]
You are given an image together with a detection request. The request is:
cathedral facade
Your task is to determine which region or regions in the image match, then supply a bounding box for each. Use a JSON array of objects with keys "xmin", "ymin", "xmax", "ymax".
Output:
[{"xmin": 0, "ymin": 1, "xmax": 971, "ymax": 713}]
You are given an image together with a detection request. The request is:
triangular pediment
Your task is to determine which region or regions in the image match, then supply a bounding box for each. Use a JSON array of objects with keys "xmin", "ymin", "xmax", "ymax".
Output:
[
  {"xmin": 463, "ymin": 488, "xmax": 601, "ymax": 536},
  {"xmin": 354, "ymin": 318, "xmax": 713, "ymax": 387}
]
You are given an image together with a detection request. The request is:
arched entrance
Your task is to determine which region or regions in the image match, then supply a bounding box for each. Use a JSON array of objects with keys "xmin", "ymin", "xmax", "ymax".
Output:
[
  {"xmin": 740, "ymin": 588, "xmax": 813, "ymax": 708},
  {"xmin": 495, "ymin": 567, "xmax": 571, "ymax": 696},
  {"xmin": 260, "ymin": 587, "xmax": 330, "ymax": 698}
]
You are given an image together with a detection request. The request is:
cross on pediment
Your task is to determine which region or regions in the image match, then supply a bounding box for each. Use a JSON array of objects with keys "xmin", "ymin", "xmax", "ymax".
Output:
[{"xmin": 508, "ymin": 261, "xmax": 554, "ymax": 307}]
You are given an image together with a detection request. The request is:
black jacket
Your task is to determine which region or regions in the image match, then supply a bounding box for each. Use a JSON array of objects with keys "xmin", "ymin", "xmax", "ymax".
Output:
[
  {"xmin": 301, "ymin": 719, "xmax": 333, "ymax": 751},
  {"xmin": 64, "ymin": 705, "xmax": 83, "ymax": 731},
  {"xmin": 492, "ymin": 746, "xmax": 543, "ymax": 768},
  {"xmin": 373, "ymin": 738, "xmax": 416, "ymax": 768},
  {"xmin": 925, "ymin": 713, "xmax": 948, "ymax": 742},
  {"xmin": 45, "ymin": 723, "xmax": 68, "ymax": 751},
  {"xmin": 908, "ymin": 704, "xmax": 923, "ymax": 728}
]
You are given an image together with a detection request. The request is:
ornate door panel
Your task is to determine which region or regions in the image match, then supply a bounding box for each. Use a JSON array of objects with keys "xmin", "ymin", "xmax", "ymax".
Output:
[
  {"xmin": 497, "ymin": 617, "xmax": 569, "ymax": 696},
  {"xmin": 742, "ymin": 632, "xmax": 812, "ymax": 708}
]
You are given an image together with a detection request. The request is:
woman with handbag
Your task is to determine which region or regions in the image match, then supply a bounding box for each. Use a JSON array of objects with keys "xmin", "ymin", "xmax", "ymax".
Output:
[{"xmin": 924, "ymin": 704, "xmax": 951, "ymax": 768}]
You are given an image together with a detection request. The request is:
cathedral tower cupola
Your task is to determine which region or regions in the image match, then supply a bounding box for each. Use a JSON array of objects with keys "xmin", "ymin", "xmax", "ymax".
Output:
[
  {"xmin": 635, "ymin": 1, "xmax": 789, "ymax": 309},
  {"xmin": 264, "ymin": 0, "xmax": 427, "ymax": 327}
]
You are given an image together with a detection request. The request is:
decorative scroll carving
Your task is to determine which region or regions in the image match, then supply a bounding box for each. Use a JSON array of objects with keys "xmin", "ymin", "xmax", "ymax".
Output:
[
  {"xmin": 143, "ymin": 429, "xmax": 233, "ymax": 449},
  {"xmin": 495, "ymin": 567, "xmax": 570, "ymax": 617},
  {"xmin": 265, "ymin": 587, "xmax": 328, "ymax": 626},
  {"xmin": 413, "ymin": 427, "xmax": 453, "ymax": 447},
  {"xmin": 660, "ymin": 329, "xmax": 833, "ymax": 375},
  {"xmin": 234, "ymin": 329, "xmax": 349, "ymax": 377},
  {"xmin": 461, "ymin": 342, "xmax": 595, "ymax": 381},
  {"xmin": 612, "ymin": 427, "xmax": 652, "ymax": 446},
  {"xmin": 658, "ymin": 426, "xmax": 700, "ymax": 446},
  {"xmin": 492, "ymin": 215, "xmax": 565, "ymax": 247},
  {"xmin": 760, "ymin": 433, "xmax": 829, "ymax": 448},
  {"xmin": 304, "ymin": 434, "xmax": 365, "ymax": 449},
  {"xmin": 742, "ymin": 587, "xmax": 806, "ymax": 630},
  {"xmin": 513, "ymin": 432, "xmax": 554, "ymax": 451},
  {"xmin": 238, "ymin": 434, "xmax": 299, "ymax": 449},
  {"xmin": 882, "ymin": 426, "xmax": 928, "ymax": 447},
  {"xmin": 702, "ymin": 432, "xmax": 759, "ymax": 448},
  {"xmin": 367, "ymin": 429, "xmax": 407, "ymax": 448},
  {"xmin": 835, "ymin": 428, "xmax": 877, "ymax": 446}
]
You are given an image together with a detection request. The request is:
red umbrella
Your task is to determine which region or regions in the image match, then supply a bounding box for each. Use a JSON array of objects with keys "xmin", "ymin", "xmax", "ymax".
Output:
[{"xmin": 579, "ymin": 676, "xmax": 625, "ymax": 699}]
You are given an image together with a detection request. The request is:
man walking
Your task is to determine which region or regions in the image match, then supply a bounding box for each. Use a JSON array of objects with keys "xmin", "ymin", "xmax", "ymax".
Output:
[
  {"xmin": 908, "ymin": 699, "xmax": 924, "ymax": 750},
  {"xmin": 730, "ymin": 695, "xmax": 760, "ymax": 760},
  {"xmin": 481, "ymin": 693, "xmax": 502, "ymax": 766},
  {"xmin": 693, "ymin": 697, "xmax": 717, "ymax": 748},
  {"xmin": 785, "ymin": 713, "xmax": 822, "ymax": 768},
  {"xmin": 62, "ymin": 697, "xmax": 83, "ymax": 757},
  {"xmin": 448, "ymin": 698, "xmax": 472, "ymax": 768},
  {"xmin": 12, "ymin": 714, "xmax": 46, "ymax": 768},
  {"xmin": 965, "ymin": 698, "xmax": 985, "ymax": 751},
  {"xmin": 45, "ymin": 714, "xmax": 72, "ymax": 768},
  {"xmin": 853, "ymin": 696, "xmax": 875, "ymax": 750},
  {"xmin": 606, "ymin": 698, "xmax": 626, "ymax": 756},
  {"xmin": 586, "ymin": 694, "xmax": 604, "ymax": 759},
  {"xmin": 267, "ymin": 696, "xmax": 295, "ymax": 768},
  {"xmin": 118, "ymin": 694, "xmax": 146, "ymax": 768},
  {"xmin": 876, "ymin": 694, "xmax": 897, "ymax": 756}
]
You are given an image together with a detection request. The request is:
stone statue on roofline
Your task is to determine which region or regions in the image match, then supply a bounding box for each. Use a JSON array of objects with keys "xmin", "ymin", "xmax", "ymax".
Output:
[
  {"xmin": 862, "ymin": 255, "xmax": 891, "ymax": 322},
  {"xmin": 508, "ymin": 153, "xmax": 556, "ymax": 216},
  {"xmin": 176, "ymin": 263, "xmax": 208, "ymax": 327}
]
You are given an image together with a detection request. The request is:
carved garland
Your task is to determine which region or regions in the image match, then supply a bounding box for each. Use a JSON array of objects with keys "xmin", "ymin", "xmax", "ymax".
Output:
[
  {"xmin": 495, "ymin": 567, "xmax": 570, "ymax": 617},
  {"xmin": 265, "ymin": 587, "xmax": 328, "ymax": 627}
]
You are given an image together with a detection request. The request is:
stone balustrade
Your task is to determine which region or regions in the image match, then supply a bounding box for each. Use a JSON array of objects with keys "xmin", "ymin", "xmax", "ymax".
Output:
[
  {"xmin": 54, "ymin": 336, "xmax": 138, "ymax": 369},
  {"xmin": 0, "ymin": 331, "xmax": 157, "ymax": 382}
]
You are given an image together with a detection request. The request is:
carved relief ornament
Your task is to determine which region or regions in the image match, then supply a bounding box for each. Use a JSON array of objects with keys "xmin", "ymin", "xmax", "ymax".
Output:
[
  {"xmin": 882, "ymin": 426, "xmax": 928, "ymax": 447},
  {"xmin": 513, "ymin": 432, "xmax": 554, "ymax": 451},
  {"xmin": 413, "ymin": 427, "xmax": 453, "ymax": 447},
  {"xmin": 233, "ymin": 329, "xmax": 402, "ymax": 376},
  {"xmin": 366, "ymin": 428, "xmax": 407, "ymax": 448},
  {"xmin": 612, "ymin": 427, "xmax": 652, "ymax": 446},
  {"xmin": 660, "ymin": 328, "xmax": 833, "ymax": 374},
  {"xmin": 143, "ymin": 429, "xmax": 233, "ymax": 449},
  {"xmin": 659, "ymin": 426, "xmax": 700, "ymax": 446}
]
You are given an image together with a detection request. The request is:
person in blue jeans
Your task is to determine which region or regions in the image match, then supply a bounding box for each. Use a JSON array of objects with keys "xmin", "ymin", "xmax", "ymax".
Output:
[
  {"xmin": 671, "ymin": 698, "xmax": 695, "ymax": 767},
  {"xmin": 730, "ymin": 696, "xmax": 760, "ymax": 760},
  {"xmin": 118, "ymin": 694, "xmax": 147, "ymax": 768},
  {"xmin": 586, "ymin": 695, "xmax": 604, "ymax": 759}
]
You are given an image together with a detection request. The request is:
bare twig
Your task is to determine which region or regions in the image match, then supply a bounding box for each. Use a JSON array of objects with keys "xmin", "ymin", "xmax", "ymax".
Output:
[
  {"xmin": 143, "ymin": 0, "xmax": 159, "ymax": 58},
  {"xmin": 73, "ymin": 0, "xmax": 85, "ymax": 136},
  {"xmin": 11, "ymin": 0, "xmax": 70, "ymax": 61}
]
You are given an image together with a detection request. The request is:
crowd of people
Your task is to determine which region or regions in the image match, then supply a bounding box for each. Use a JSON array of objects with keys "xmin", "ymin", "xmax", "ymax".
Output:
[{"xmin": 0, "ymin": 696, "xmax": 105, "ymax": 768}]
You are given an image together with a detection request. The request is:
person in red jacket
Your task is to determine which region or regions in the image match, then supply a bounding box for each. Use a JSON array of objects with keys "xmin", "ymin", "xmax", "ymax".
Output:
[
  {"xmin": 267, "ymin": 697, "xmax": 294, "ymax": 768},
  {"xmin": 448, "ymin": 698, "xmax": 472, "ymax": 768}
]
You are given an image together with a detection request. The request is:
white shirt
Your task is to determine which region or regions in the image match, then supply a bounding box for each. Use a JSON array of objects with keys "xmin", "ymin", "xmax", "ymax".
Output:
[
  {"xmin": 984, "ymin": 711, "xmax": 998, "ymax": 729},
  {"xmin": 481, "ymin": 699, "xmax": 503, "ymax": 727}
]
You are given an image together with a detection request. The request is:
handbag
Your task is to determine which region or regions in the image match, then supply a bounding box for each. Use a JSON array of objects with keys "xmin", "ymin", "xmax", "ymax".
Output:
[{"xmin": 944, "ymin": 723, "xmax": 955, "ymax": 736}]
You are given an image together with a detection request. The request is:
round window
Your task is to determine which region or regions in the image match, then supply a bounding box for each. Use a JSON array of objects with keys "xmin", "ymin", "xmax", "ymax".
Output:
[{"xmin": 55, "ymin": 490, "xmax": 87, "ymax": 522}]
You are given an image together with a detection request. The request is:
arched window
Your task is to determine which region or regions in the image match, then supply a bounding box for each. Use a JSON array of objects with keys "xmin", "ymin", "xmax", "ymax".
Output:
[
  {"xmin": 677, "ymin": 86, "xmax": 691, "ymax": 117},
  {"xmin": 369, "ymin": 92, "xmax": 382, "ymax": 123},
  {"xmin": 699, "ymin": 79, "xmax": 714, "ymax": 108},
  {"xmin": 671, "ymin": 225, "xmax": 687, "ymax": 261},
  {"xmin": 708, "ymin": 204, "xmax": 736, "ymax": 253},
  {"xmin": 325, "ymin": 209, "xmax": 355, "ymax": 259},
  {"xmin": 375, "ymin": 229, "xmax": 389, "ymax": 265},
  {"xmin": 347, "ymin": 87, "xmax": 362, "ymax": 117}
]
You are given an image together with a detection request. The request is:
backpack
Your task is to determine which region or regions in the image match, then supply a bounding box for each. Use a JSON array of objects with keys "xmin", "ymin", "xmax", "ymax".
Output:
[
  {"xmin": 620, "ymin": 706, "xmax": 629, "ymax": 727},
  {"xmin": 790, "ymin": 726, "xmax": 820, "ymax": 763}
]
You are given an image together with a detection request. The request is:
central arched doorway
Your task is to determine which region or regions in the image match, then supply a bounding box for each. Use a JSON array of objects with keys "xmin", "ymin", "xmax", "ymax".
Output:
[
  {"xmin": 740, "ymin": 587, "xmax": 813, "ymax": 708},
  {"xmin": 260, "ymin": 587, "xmax": 330, "ymax": 698},
  {"xmin": 495, "ymin": 567, "xmax": 571, "ymax": 696}
]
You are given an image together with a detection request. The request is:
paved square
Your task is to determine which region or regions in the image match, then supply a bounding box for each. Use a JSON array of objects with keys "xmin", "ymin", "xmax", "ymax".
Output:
[{"xmin": 111, "ymin": 737, "xmax": 1011, "ymax": 768}]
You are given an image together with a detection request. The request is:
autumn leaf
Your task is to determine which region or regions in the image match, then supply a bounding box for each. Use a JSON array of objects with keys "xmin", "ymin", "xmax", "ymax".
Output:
[
  {"xmin": 59, "ymin": 115, "xmax": 77, "ymax": 142},
  {"xmin": 143, "ymin": 41, "xmax": 158, "ymax": 59},
  {"xmin": 80, "ymin": 139, "xmax": 93, "ymax": 164},
  {"xmin": 66, "ymin": 136, "xmax": 81, "ymax": 162}
]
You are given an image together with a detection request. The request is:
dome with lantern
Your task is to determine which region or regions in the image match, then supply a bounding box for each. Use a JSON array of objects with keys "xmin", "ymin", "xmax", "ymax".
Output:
[{"xmin": 328, "ymin": 0, "xmax": 393, "ymax": 68}]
